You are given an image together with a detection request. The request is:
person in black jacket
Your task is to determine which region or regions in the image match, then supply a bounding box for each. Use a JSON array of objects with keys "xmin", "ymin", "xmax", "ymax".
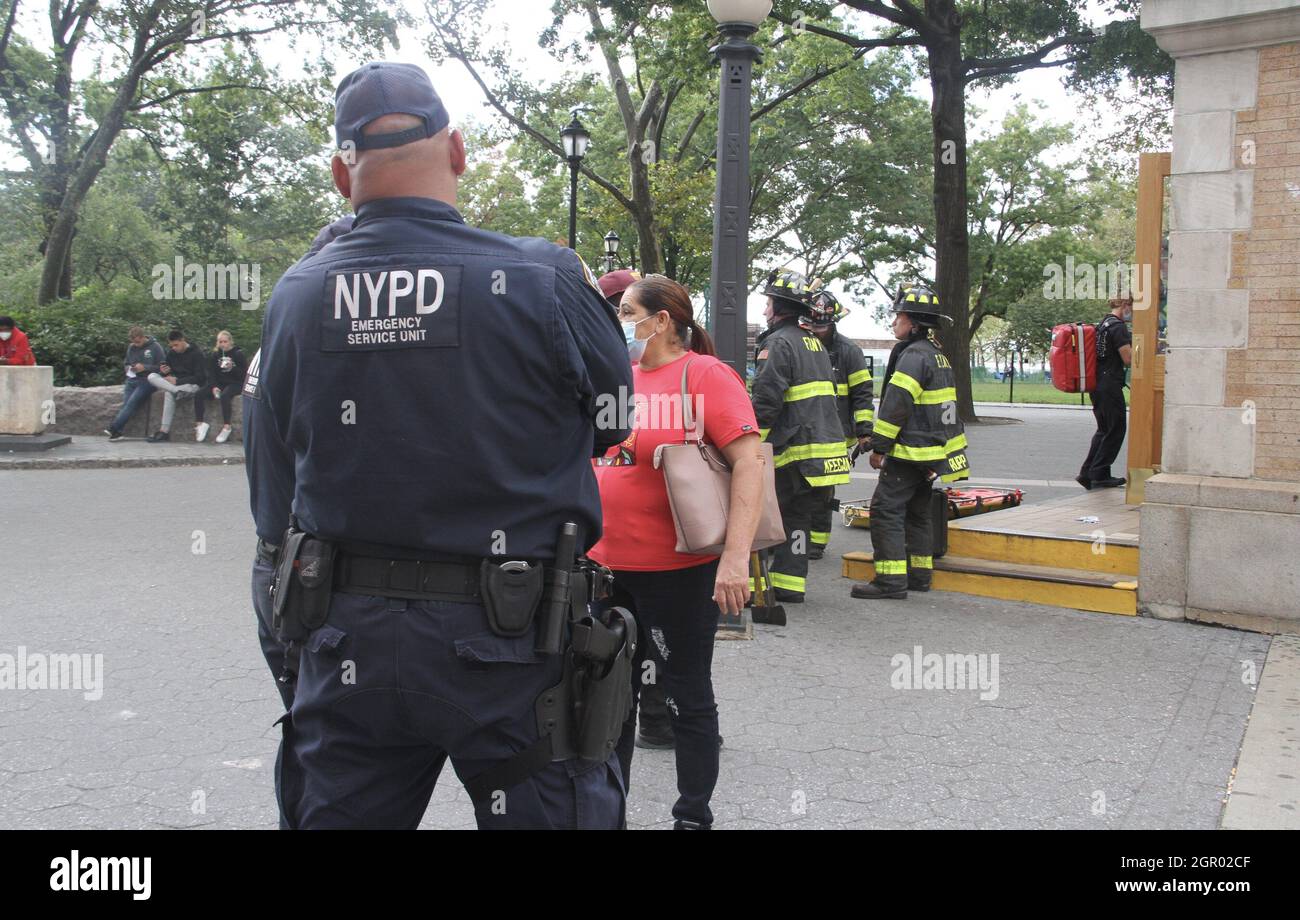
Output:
[
  {"xmin": 195, "ymin": 330, "xmax": 247, "ymax": 443},
  {"xmin": 1077, "ymin": 296, "xmax": 1133, "ymax": 490},
  {"xmin": 145, "ymin": 330, "xmax": 204, "ymax": 442}
]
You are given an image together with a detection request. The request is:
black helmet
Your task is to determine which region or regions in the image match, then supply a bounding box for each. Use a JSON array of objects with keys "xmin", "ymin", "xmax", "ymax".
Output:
[
  {"xmin": 806, "ymin": 289, "xmax": 848, "ymax": 326},
  {"xmin": 890, "ymin": 284, "xmax": 943, "ymax": 327},
  {"xmin": 763, "ymin": 269, "xmax": 811, "ymax": 313}
]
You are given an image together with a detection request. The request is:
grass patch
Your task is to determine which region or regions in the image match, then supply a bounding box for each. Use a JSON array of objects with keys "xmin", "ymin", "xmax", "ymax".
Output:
[{"xmin": 971, "ymin": 382, "xmax": 1130, "ymax": 405}]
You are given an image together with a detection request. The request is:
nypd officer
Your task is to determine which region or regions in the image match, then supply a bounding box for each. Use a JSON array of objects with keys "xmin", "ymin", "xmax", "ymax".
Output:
[
  {"xmin": 851, "ymin": 285, "xmax": 969, "ymax": 600},
  {"xmin": 249, "ymin": 63, "xmax": 634, "ymax": 829},
  {"xmin": 750, "ymin": 270, "xmax": 850, "ymax": 603}
]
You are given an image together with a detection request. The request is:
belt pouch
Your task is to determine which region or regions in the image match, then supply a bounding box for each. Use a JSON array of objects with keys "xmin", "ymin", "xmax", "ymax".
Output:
[
  {"xmin": 272, "ymin": 529, "xmax": 309, "ymax": 641},
  {"xmin": 480, "ymin": 560, "xmax": 544, "ymax": 637},
  {"xmin": 292, "ymin": 538, "xmax": 337, "ymax": 631}
]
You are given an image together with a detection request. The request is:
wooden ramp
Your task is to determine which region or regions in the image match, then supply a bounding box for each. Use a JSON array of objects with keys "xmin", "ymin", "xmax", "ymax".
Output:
[{"xmin": 842, "ymin": 487, "xmax": 1141, "ymax": 616}]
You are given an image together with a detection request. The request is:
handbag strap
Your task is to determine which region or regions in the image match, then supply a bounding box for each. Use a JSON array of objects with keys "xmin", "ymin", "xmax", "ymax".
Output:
[{"xmin": 679, "ymin": 357, "xmax": 701, "ymax": 445}]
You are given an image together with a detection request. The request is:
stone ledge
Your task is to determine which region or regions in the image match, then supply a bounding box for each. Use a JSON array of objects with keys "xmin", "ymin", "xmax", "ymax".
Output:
[
  {"xmin": 0, "ymin": 453, "xmax": 245, "ymax": 471},
  {"xmin": 1185, "ymin": 606, "xmax": 1300, "ymax": 635},
  {"xmin": 1145, "ymin": 2, "xmax": 1300, "ymax": 58},
  {"xmin": 1145, "ymin": 472, "xmax": 1300, "ymax": 514}
]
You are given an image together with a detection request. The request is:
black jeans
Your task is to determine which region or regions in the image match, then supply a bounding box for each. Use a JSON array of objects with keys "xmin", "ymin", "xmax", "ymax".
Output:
[
  {"xmin": 610, "ymin": 560, "xmax": 721, "ymax": 826},
  {"xmin": 196, "ymin": 383, "xmax": 240, "ymax": 424},
  {"xmin": 1082, "ymin": 381, "xmax": 1127, "ymax": 480}
]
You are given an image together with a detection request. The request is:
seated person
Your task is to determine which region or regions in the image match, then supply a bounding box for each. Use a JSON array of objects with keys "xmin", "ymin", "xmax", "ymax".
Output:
[
  {"xmin": 195, "ymin": 330, "xmax": 248, "ymax": 443},
  {"xmin": 105, "ymin": 326, "xmax": 165, "ymax": 440},
  {"xmin": 0, "ymin": 316, "xmax": 36, "ymax": 366},
  {"xmin": 146, "ymin": 330, "xmax": 204, "ymax": 443}
]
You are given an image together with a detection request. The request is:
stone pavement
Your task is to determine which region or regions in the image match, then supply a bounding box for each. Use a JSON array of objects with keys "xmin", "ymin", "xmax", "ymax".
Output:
[{"xmin": 0, "ymin": 459, "xmax": 1271, "ymax": 829}]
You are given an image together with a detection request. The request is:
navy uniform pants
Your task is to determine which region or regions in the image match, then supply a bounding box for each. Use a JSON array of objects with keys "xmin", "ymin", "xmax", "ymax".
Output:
[
  {"xmin": 274, "ymin": 591, "xmax": 626, "ymax": 829},
  {"xmin": 868, "ymin": 459, "xmax": 935, "ymax": 589},
  {"xmin": 252, "ymin": 551, "xmax": 294, "ymax": 710}
]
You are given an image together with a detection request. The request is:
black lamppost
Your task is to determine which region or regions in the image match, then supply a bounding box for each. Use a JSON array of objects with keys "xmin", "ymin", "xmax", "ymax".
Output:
[
  {"xmin": 560, "ymin": 111, "xmax": 591, "ymax": 251},
  {"xmin": 603, "ymin": 230, "xmax": 621, "ymax": 273},
  {"xmin": 706, "ymin": 0, "xmax": 771, "ymax": 376}
]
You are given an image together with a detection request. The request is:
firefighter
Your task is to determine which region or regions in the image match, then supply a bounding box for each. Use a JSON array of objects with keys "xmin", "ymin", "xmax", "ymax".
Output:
[
  {"xmin": 851, "ymin": 284, "xmax": 969, "ymax": 601},
  {"xmin": 804, "ymin": 290, "xmax": 873, "ymax": 560},
  {"xmin": 750, "ymin": 269, "xmax": 850, "ymax": 603}
]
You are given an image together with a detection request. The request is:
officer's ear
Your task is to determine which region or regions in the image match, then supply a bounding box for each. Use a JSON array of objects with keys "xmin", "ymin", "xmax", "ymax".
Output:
[
  {"xmin": 331, "ymin": 153, "xmax": 353, "ymax": 200},
  {"xmin": 448, "ymin": 128, "xmax": 467, "ymax": 177}
]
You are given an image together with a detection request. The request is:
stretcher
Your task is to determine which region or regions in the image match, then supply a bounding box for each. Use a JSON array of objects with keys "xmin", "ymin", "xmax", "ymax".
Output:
[{"xmin": 840, "ymin": 487, "xmax": 1024, "ymax": 529}]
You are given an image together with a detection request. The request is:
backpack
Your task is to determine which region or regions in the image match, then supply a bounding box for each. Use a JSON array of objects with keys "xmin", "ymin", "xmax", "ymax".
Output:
[{"xmin": 1049, "ymin": 322, "xmax": 1098, "ymax": 393}]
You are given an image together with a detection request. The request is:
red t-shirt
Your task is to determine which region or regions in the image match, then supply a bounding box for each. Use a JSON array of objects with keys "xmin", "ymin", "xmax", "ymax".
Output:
[{"xmin": 589, "ymin": 352, "xmax": 760, "ymax": 572}]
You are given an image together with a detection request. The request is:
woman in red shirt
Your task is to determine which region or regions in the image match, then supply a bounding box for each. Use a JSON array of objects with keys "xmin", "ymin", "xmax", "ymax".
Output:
[{"xmin": 589, "ymin": 275, "xmax": 764, "ymax": 830}]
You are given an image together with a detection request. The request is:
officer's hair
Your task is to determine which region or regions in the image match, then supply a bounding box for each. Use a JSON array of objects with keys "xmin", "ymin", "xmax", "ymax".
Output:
[{"xmin": 625, "ymin": 274, "xmax": 715, "ymax": 357}]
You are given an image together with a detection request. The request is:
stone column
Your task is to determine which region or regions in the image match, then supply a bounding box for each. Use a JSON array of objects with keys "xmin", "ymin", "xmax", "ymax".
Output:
[{"xmin": 1141, "ymin": 0, "xmax": 1300, "ymax": 633}]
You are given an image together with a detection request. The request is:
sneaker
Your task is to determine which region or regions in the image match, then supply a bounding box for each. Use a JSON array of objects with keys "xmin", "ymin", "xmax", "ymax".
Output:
[
  {"xmin": 195, "ymin": 422, "xmax": 210, "ymax": 442},
  {"xmin": 146, "ymin": 431, "xmax": 170, "ymax": 443},
  {"xmin": 636, "ymin": 730, "xmax": 675, "ymax": 750},
  {"xmin": 850, "ymin": 581, "xmax": 908, "ymax": 600},
  {"xmin": 105, "ymin": 429, "xmax": 122, "ymax": 441},
  {"xmin": 215, "ymin": 425, "xmax": 232, "ymax": 444}
]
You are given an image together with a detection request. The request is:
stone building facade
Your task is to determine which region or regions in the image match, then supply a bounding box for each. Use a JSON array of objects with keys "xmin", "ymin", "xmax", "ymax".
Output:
[{"xmin": 1141, "ymin": 0, "xmax": 1300, "ymax": 632}]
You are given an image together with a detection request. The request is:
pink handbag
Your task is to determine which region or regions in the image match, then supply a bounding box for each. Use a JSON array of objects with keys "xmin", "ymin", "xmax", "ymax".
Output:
[{"xmin": 651, "ymin": 359, "xmax": 786, "ymax": 555}]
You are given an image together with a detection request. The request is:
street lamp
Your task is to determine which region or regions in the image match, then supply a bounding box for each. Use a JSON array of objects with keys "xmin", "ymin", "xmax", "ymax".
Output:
[
  {"xmin": 560, "ymin": 110, "xmax": 591, "ymax": 251},
  {"xmin": 707, "ymin": 0, "xmax": 771, "ymax": 375},
  {"xmin": 603, "ymin": 230, "xmax": 621, "ymax": 273}
]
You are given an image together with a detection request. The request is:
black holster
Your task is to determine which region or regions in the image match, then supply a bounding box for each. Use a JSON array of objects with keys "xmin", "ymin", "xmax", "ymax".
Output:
[{"xmin": 271, "ymin": 527, "xmax": 338, "ymax": 645}]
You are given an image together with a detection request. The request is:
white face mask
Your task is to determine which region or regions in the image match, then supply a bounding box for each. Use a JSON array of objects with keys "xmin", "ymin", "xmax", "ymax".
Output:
[
  {"xmin": 0, "ymin": 331, "xmax": 11, "ymax": 341},
  {"xmin": 622, "ymin": 315, "xmax": 657, "ymax": 362}
]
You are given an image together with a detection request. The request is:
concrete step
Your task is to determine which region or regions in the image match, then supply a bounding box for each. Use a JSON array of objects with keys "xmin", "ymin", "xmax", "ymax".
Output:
[{"xmin": 841, "ymin": 551, "xmax": 1138, "ymax": 617}]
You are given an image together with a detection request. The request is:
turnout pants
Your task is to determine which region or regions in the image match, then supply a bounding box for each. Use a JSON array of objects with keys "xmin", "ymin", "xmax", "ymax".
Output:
[
  {"xmin": 868, "ymin": 459, "xmax": 935, "ymax": 589},
  {"xmin": 1081, "ymin": 380, "xmax": 1128, "ymax": 481},
  {"xmin": 276, "ymin": 592, "xmax": 625, "ymax": 829},
  {"xmin": 770, "ymin": 466, "xmax": 831, "ymax": 600},
  {"xmin": 810, "ymin": 486, "xmax": 836, "ymax": 556}
]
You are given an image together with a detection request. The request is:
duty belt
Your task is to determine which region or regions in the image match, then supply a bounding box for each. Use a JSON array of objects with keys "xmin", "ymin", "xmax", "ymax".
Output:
[{"xmin": 333, "ymin": 551, "xmax": 483, "ymax": 601}]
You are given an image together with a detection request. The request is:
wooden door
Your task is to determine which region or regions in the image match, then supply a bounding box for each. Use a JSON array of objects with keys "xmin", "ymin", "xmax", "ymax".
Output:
[{"xmin": 1127, "ymin": 152, "xmax": 1170, "ymax": 503}]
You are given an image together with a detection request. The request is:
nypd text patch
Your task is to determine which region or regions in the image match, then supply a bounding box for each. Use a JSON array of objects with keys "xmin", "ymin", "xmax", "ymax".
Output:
[{"xmin": 322, "ymin": 265, "xmax": 462, "ymax": 352}]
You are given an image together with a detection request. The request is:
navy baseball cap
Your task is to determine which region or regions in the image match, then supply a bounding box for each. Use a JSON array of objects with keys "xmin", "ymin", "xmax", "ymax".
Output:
[{"xmin": 334, "ymin": 62, "xmax": 450, "ymax": 152}]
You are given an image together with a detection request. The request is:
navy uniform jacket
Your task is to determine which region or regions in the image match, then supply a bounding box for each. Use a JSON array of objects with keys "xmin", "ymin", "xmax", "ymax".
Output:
[{"xmin": 247, "ymin": 196, "xmax": 632, "ymax": 559}]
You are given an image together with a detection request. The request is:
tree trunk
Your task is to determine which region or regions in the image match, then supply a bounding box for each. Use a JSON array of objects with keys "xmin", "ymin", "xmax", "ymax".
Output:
[
  {"xmin": 926, "ymin": 5, "xmax": 977, "ymax": 422},
  {"xmin": 628, "ymin": 144, "xmax": 664, "ymax": 275}
]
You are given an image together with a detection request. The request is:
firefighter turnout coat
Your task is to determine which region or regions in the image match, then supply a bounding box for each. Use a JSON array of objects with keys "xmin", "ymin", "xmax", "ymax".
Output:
[{"xmin": 870, "ymin": 337, "xmax": 970, "ymax": 483}]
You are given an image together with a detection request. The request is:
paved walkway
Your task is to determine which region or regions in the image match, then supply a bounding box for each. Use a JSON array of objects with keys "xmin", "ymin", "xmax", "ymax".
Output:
[{"xmin": 0, "ymin": 463, "xmax": 1272, "ymax": 829}]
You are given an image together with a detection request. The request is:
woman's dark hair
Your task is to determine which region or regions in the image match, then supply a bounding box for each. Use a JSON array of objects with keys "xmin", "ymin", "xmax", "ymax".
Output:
[{"xmin": 624, "ymin": 274, "xmax": 715, "ymax": 357}]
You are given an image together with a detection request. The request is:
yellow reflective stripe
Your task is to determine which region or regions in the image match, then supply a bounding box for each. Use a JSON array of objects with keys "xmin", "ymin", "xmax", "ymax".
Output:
[
  {"xmin": 890, "ymin": 443, "xmax": 946, "ymax": 461},
  {"xmin": 773, "ymin": 441, "xmax": 849, "ymax": 468},
  {"xmin": 784, "ymin": 380, "xmax": 836, "ymax": 402},
  {"xmin": 946, "ymin": 434, "xmax": 968, "ymax": 452},
  {"xmin": 747, "ymin": 577, "xmax": 768, "ymax": 592},
  {"xmin": 916, "ymin": 387, "xmax": 956, "ymax": 405},
  {"xmin": 769, "ymin": 573, "xmax": 805, "ymax": 592},
  {"xmin": 810, "ymin": 531, "xmax": 830, "ymax": 545},
  {"xmin": 805, "ymin": 473, "xmax": 850, "ymax": 487},
  {"xmin": 874, "ymin": 560, "xmax": 907, "ymax": 575},
  {"xmin": 873, "ymin": 419, "xmax": 901, "ymax": 439},
  {"xmin": 940, "ymin": 469, "xmax": 970, "ymax": 483},
  {"xmin": 854, "ymin": 409, "xmax": 874, "ymax": 423},
  {"xmin": 847, "ymin": 368, "xmax": 872, "ymax": 387},
  {"xmin": 909, "ymin": 555, "xmax": 934, "ymax": 569},
  {"xmin": 845, "ymin": 437, "xmax": 857, "ymax": 448},
  {"xmin": 835, "ymin": 383, "xmax": 849, "ymax": 396},
  {"xmin": 759, "ymin": 428, "xmax": 771, "ymax": 440},
  {"xmin": 890, "ymin": 371, "xmax": 922, "ymax": 400}
]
